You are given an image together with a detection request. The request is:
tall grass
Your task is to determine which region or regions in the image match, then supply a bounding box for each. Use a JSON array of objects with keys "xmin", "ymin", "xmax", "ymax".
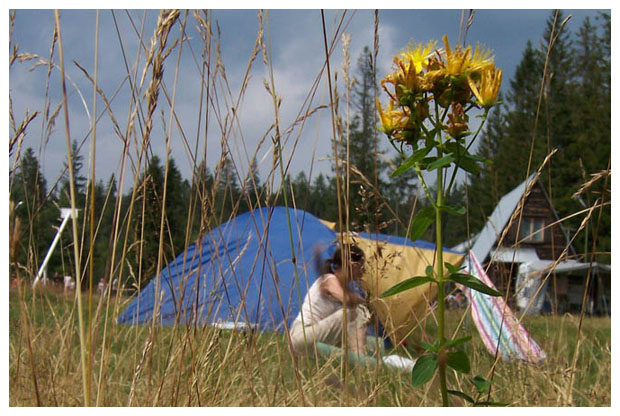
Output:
[
  {"xmin": 8, "ymin": 10, "xmax": 610, "ymax": 406},
  {"xmin": 8, "ymin": 287, "xmax": 611, "ymax": 406}
]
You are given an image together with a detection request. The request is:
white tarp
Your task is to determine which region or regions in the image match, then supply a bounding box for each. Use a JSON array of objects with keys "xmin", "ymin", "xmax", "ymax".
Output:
[{"xmin": 515, "ymin": 260, "xmax": 611, "ymax": 314}]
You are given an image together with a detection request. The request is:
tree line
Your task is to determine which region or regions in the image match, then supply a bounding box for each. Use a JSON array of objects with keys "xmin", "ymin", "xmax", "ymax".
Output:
[{"xmin": 9, "ymin": 10, "xmax": 610, "ymax": 292}]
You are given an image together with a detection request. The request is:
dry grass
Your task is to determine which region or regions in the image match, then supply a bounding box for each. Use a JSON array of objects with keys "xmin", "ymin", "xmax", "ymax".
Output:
[
  {"xmin": 8, "ymin": 287, "xmax": 610, "ymax": 406},
  {"xmin": 8, "ymin": 10, "xmax": 610, "ymax": 407}
]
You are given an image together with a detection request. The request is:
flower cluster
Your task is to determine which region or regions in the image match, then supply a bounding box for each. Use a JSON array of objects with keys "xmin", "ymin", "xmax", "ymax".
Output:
[{"xmin": 378, "ymin": 35, "xmax": 502, "ymax": 146}]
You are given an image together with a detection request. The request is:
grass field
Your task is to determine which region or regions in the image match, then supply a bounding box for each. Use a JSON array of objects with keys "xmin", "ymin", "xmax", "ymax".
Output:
[{"xmin": 8, "ymin": 283, "xmax": 611, "ymax": 406}]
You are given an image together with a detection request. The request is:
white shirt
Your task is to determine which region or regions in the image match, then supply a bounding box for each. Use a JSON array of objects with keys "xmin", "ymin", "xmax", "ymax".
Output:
[{"xmin": 294, "ymin": 274, "xmax": 342, "ymax": 326}]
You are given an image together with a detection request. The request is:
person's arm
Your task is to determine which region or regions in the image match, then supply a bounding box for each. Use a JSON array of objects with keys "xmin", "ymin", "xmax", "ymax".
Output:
[{"xmin": 320, "ymin": 275, "xmax": 365, "ymax": 306}]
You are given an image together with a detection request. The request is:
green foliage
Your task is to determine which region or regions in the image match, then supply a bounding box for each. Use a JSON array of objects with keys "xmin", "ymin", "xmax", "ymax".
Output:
[
  {"xmin": 409, "ymin": 206, "xmax": 436, "ymax": 241},
  {"xmin": 469, "ymin": 10, "xmax": 611, "ymax": 263},
  {"xmin": 380, "ymin": 276, "xmax": 436, "ymax": 298},
  {"xmin": 446, "ymin": 350, "xmax": 470, "ymax": 373},
  {"xmin": 410, "ymin": 354, "xmax": 438, "ymax": 388},
  {"xmin": 9, "ymin": 147, "xmax": 59, "ymax": 274},
  {"xmin": 446, "ymin": 272, "xmax": 502, "ymax": 297},
  {"xmin": 330, "ymin": 46, "xmax": 388, "ymax": 233},
  {"xmin": 126, "ymin": 155, "xmax": 190, "ymax": 289},
  {"xmin": 376, "ymin": 33, "xmax": 506, "ymax": 406}
]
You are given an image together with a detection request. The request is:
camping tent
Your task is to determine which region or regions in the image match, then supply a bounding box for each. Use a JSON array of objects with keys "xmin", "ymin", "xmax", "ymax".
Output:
[
  {"xmin": 344, "ymin": 232, "xmax": 463, "ymax": 342},
  {"xmin": 117, "ymin": 206, "xmax": 337, "ymax": 330},
  {"xmin": 117, "ymin": 206, "xmax": 463, "ymax": 343}
]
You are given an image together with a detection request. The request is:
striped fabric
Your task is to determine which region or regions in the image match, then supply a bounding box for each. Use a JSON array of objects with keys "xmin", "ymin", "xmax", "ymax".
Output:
[{"xmin": 462, "ymin": 251, "xmax": 546, "ymax": 363}]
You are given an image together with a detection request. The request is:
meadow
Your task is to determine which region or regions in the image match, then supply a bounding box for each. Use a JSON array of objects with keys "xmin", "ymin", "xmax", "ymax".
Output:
[
  {"xmin": 9, "ymin": 284, "xmax": 611, "ymax": 406},
  {"xmin": 9, "ymin": 9, "xmax": 611, "ymax": 408}
]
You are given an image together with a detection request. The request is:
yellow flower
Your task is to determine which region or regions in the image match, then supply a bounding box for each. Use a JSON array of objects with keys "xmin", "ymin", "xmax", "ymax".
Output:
[
  {"xmin": 377, "ymin": 98, "xmax": 407, "ymax": 136},
  {"xmin": 383, "ymin": 57, "xmax": 423, "ymax": 98},
  {"xmin": 469, "ymin": 43, "xmax": 494, "ymax": 73},
  {"xmin": 400, "ymin": 40, "xmax": 438, "ymax": 73},
  {"xmin": 468, "ymin": 67, "xmax": 503, "ymax": 109},
  {"xmin": 427, "ymin": 36, "xmax": 495, "ymax": 79},
  {"xmin": 442, "ymin": 35, "xmax": 471, "ymax": 77}
]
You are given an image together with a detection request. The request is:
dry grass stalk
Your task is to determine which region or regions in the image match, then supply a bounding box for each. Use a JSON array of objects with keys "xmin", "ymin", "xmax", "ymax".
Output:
[
  {"xmin": 571, "ymin": 169, "xmax": 611, "ymax": 200},
  {"xmin": 7, "ymin": 9, "xmax": 610, "ymax": 408}
]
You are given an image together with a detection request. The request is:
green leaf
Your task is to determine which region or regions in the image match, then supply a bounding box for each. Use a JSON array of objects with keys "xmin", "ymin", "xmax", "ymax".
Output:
[
  {"xmin": 471, "ymin": 375, "xmax": 491, "ymax": 394},
  {"xmin": 411, "ymin": 354, "xmax": 438, "ymax": 388},
  {"xmin": 442, "ymin": 204, "xmax": 466, "ymax": 217},
  {"xmin": 390, "ymin": 147, "xmax": 431, "ymax": 178},
  {"xmin": 448, "ymin": 273, "xmax": 503, "ymax": 297},
  {"xmin": 464, "ymin": 153, "xmax": 490, "ymax": 163},
  {"xmin": 419, "ymin": 341, "xmax": 440, "ymax": 352},
  {"xmin": 455, "ymin": 154, "xmax": 481, "ymax": 174},
  {"xmin": 418, "ymin": 156, "xmax": 437, "ymax": 169},
  {"xmin": 427, "ymin": 154, "xmax": 456, "ymax": 170},
  {"xmin": 380, "ymin": 276, "xmax": 436, "ymax": 298},
  {"xmin": 446, "ymin": 350, "xmax": 471, "ymax": 374},
  {"xmin": 444, "ymin": 262, "xmax": 463, "ymax": 275},
  {"xmin": 474, "ymin": 401, "xmax": 509, "ymax": 407},
  {"xmin": 443, "ymin": 141, "xmax": 465, "ymax": 154},
  {"xmin": 459, "ymin": 153, "xmax": 492, "ymax": 174},
  {"xmin": 425, "ymin": 265, "xmax": 435, "ymax": 278},
  {"xmin": 444, "ymin": 336, "xmax": 472, "ymax": 349},
  {"xmin": 410, "ymin": 206, "xmax": 436, "ymax": 241},
  {"xmin": 447, "ymin": 390, "xmax": 475, "ymax": 404}
]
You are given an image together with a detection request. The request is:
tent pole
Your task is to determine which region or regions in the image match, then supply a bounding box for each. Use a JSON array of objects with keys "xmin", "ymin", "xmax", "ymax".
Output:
[{"xmin": 33, "ymin": 208, "xmax": 74, "ymax": 288}]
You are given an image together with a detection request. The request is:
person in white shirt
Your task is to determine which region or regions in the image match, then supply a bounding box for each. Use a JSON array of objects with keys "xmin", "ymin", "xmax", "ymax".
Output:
[{"xmin": 289, "ymin": 244, "xmax": 370, "ymax": 355}]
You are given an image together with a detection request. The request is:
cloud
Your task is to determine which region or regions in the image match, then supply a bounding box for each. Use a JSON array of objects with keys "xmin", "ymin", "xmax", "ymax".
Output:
[{"xmin": 9, "ymin": 8, "xmax": 605, "ymax": 196}]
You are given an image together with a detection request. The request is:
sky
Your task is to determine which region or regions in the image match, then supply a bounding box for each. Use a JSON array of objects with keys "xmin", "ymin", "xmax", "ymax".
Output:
[{"xmin": 7, "ymin": 5, "xmax": 612, "ymax": 197}]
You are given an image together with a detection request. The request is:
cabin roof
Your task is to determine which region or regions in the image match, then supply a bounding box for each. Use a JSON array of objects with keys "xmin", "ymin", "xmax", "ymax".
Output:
[{"xmin": 471, "ymin": 173, "xmax": 537, "ymax": 263}]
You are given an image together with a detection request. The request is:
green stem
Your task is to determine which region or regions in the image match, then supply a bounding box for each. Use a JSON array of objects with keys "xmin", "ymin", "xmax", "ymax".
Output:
[{"xmin": 435, "ymin": 133, "xmax": 449, "ymax": 407}]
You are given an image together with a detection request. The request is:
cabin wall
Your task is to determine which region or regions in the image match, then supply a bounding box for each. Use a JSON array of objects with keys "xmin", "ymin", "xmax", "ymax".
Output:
[
  {"xmin": 499, "ymin": 183, "xmax": 568, "ymax": 260},
  {"xmin": 545, "ymin": 271, "xmax": 611, "ymax": 315}
]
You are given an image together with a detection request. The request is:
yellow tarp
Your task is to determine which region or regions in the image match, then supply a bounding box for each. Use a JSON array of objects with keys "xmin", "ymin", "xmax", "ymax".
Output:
[
  {"xmin": 319, "ymin": 219, "xmax": 337, "ymax": 230},
  {"xmin": 345, "ymin": 233, "xmax": 464, "ymax": 344}
]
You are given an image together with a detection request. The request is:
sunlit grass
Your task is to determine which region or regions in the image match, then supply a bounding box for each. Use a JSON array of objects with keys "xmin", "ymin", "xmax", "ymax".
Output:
[
  {"xmin": 8, "ymin": 10, "xmax": 610, "ymax": 407},
  {"xmin": 9, "ymin": 286, "xmax": 610, "ymax": 406}
]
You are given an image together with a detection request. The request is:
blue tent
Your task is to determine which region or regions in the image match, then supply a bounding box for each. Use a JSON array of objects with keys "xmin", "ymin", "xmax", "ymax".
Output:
[
  {"xmin": 117, "ymin": 206, "xmax": 338, "ymax": 330},
  {"xmin": 117, "ymin": 206, "xmax": 464, "ymax": 334}
]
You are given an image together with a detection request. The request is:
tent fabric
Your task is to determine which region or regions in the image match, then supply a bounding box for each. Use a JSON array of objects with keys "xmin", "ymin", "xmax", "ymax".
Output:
[
  {"xmin": 117, "ymin": 206, "xmax": 338, "ymax": 330},
  {"xmin": 117, "ymin": 206, "xmax": 464, "ymax": 344},
  {"xmin": 463, "ymin": 250, "xmax": 546, "ymax": 363},
  {"xmin": 347, "ymin": 232, "xmax": 464, "ymax": 344}
]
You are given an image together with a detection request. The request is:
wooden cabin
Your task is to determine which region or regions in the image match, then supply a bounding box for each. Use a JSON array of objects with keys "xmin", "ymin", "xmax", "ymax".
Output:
[{"xmin": 460, "ymin": 174, "xmax": 610, "ymax": 315}]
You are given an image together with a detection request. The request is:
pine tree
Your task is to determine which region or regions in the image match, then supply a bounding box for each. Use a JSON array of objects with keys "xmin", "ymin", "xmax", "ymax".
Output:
[
  {"xmin": 190, "ymin": 159, "xmax": 215, "ymax": 238},
  {"xmin": 58, "ymin": 139, "xmax": 87, "ymax": 209},
  {"xmin": 383, "ymin": 153, "xmax": 418, "ymax": 237},
  {"xmin": 467, "ymin": 98, "xmax": 508, "ymax": 233},
  {"xmin": 333, "ymin": 46, "xmax": 387, "ymax": 232},
  {"xmin": 240, "ymin": 158, "xmax": 262, "ymax": 214},
  {"xmin": 467, "ymin": 10, "xmax": 611, "ymax": 263},
  {"xmin": 10, "ymin": 147, "xmax": 59, "ymax": 274},
  {"xmin": 290, "ymin": 171, "xmax": 311, "ymax": 212},
  {"xmin": 560, "ymin": 13, "xmax": 611, "ymax": 262},
  {"xmin": 130, "ymin": 155, "xmax": 189, "ymax": 287},
  {"xmin": 308, "ymin": 173, "xmax": 333, "ymax": 221},
  {"xmin": 214, "ymin": 154, "xmax": 240, "ymax": 222}
]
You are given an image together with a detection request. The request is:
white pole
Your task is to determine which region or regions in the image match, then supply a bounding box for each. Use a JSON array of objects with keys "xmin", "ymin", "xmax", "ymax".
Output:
[{"xmin": 33, "ymin": 208, "xmax": 74, "ymax": 288}]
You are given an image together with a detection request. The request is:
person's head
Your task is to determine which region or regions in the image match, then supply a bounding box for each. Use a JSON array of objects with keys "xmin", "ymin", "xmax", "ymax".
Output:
[{"xmin": 322, "ymin": 243, "xmax": 365, "ymax": 282}]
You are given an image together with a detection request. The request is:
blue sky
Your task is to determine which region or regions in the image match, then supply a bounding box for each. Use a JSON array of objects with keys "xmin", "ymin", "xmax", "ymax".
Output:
[{"xmin": 8, "ymin": 7, "xmax": 611, "ymax": 195}]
